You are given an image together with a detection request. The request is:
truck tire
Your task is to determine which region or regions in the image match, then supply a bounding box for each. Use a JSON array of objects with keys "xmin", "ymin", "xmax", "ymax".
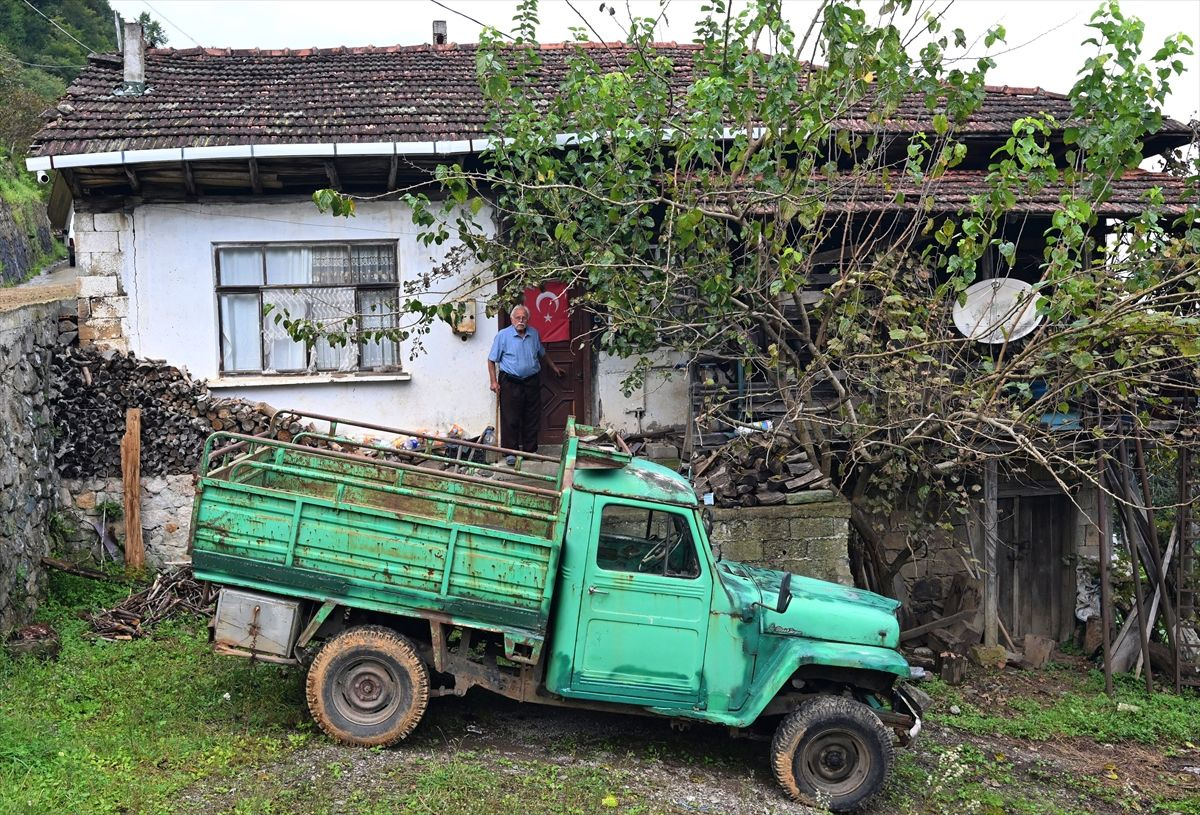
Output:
[
  {"xmin": 306, "ymin": 625, "xmax": 429, "ymax": 747},
  {"xmin": 770, "ymin": 695, "xmax": 893, "ymax": 812}
]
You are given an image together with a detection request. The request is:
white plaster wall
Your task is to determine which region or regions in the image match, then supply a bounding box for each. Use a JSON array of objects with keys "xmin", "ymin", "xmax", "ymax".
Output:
[
  {"xmin": 594, "ymin": 348, "xmax": 690, "ymax": 434},
  {"xmin": 118, "ymin": 199, "xmax": 499, "ymax": 435}
]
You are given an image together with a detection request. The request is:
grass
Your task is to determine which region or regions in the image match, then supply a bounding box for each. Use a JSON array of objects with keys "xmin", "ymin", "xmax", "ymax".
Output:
[
  {"xmin": 6, "ymin": 572, "xmax": 1200, "ymax": 814},
  {"xmin": 0, "ymin": 154, "xmax": 65, "ymax": 286},
  {"xmin": 0, "ymin": 572, "xmax": 306, "ymax": 815},
  {"xmin": 923, "ymin": 667, "xmax": 1200, "ymax": 744}
]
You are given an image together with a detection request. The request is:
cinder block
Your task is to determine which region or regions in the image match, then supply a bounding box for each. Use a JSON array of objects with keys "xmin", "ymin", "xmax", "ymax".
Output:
[
  {"xmin": 89, "ymin": 317, "xmax": 124, "ymax": 340},
  {"xmin": 89, "ymin": 296, "xmax": 128, "ymax": 319},
  {"xmin": 77, "ymin": 275, "xmax": 118, "ymax": 297},
  {"xmin": 84, "ymin": 252, "xmax": 123, "ymax": 276},
  {"xmin": 92, "ymin": 212, "xmax": 128, "ymax": 232},
  {"xmin": 720, "ymin": 538, "xmax": 763, "ymax": 563},
  {"xmin": 96, "ymin": 337, "xmax": 128, "ymax": 354},
  {"xmin": 791, "ymin": 516, "xmax": 843, "ymax": 540},
  {"xmin": 75, "ymin": 229, "xmax": 120, "ymax": 255}
]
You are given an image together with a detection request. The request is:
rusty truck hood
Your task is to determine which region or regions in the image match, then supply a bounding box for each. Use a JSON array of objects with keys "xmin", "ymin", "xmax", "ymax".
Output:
[{"xmin": 717, "ymin": 560, "xmax": 901, "ymax": 649}]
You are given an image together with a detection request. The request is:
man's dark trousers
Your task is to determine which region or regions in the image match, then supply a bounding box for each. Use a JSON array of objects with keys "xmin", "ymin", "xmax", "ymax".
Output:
[{"xmin": 499, "ymin": 372, "xmax": 541, "ymax": 453}]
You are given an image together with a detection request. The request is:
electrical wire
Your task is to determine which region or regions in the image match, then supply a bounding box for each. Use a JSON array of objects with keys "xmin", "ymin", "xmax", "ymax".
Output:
[
  {"xmin": 0, "ymin": 52, "xmax": 88, "ymax": 70},
  {"xmin": 428, "ymin": 0, "xmax": 515, "ymax": 40},
  {"xmin": 139, "ymin": 0, "xmax": 202, "ymax": 48},
  {"xmin": 19, "ymin": 0, "xmax": 105, "ymax": 53}
]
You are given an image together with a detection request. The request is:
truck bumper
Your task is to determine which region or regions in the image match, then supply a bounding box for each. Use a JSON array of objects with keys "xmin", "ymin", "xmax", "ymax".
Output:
[{"xmin": 890, "ymin": 683, "xmax": 924, "ymax": 746}]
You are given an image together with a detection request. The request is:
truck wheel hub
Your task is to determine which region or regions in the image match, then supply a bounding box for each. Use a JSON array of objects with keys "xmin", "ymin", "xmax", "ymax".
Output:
[{"xmin": 344, "ymin": 662, "xmax": 393, "ymax": 712}]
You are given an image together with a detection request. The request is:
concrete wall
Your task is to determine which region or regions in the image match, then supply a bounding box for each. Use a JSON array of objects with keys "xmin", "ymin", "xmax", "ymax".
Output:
[
  {"xmin": 708, "ymin": 490, "xmax": 852, "ymax": 585},
  {"xmin": 594, "ymin": 349, "xmax": 690, "ymax": 434},
  {"xmin": 73, "ymin": 199, "xmax": 500, "ymax": 436},
  {"xmin": 0, "ymin": 301, "xmax": 65, "ymax": 635}
]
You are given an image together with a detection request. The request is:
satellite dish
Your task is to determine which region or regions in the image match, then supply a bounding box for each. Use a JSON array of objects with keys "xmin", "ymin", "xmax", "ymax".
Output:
[{"xmin": 952, "ymin": 278, "xmax": 1043, "ymax": 344}]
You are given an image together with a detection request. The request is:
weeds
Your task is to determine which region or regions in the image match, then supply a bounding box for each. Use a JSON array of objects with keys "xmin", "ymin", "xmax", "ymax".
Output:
[
  {"xmin": 0, "ymin": 572, "xmax": 304, "ymax": 815},
  {"xmin": 926, "ymin": 671, "xmax": 1200, "ymax": 745}
]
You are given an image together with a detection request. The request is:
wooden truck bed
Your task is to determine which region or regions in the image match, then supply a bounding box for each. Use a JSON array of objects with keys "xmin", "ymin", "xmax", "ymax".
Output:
[{"xmin": 189, "ymin": 412, "xmax": 575, "ymax": 657}]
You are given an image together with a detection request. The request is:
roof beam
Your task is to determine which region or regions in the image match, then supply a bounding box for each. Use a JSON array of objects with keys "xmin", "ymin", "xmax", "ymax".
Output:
[
  {"xmin": 182, "ymin": 161, "xmax": 197, "ymax": 196},
  {"xmin": 324, "ymin": 160, "xmax": 341, "ymax": 191},
  {"xmin": 387, "ymin": 153, "xmax": 398, "ymax": 191},
  {"xmin": 124, "ymin": 166, "xmax": 141, "ymax": 193},
  {"xmin": 61, "ymin": 169, "xmax": 84, "ymax": 200},
  {"xmin": 248, "ymin": 158, "xmax": 263, "ymax": 195}
]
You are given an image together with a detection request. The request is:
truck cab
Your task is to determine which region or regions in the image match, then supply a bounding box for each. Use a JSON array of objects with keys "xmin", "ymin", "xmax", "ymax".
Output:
[{"xmin": 192, "ymin": 411, "xmax": 921, "ymax": 812}]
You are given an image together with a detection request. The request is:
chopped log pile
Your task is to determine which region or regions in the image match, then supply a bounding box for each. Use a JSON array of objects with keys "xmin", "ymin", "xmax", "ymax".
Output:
[
  {"xmin": 87, "ymin": 566, "xmax": 216, "ymax": 641},
  {"xmin": 51, "ymin": 346, "xmax": 302, "ymax": 478},
  {"xmin": 688, "ymin": 433, "xmax": 830, "ymax": 508}
]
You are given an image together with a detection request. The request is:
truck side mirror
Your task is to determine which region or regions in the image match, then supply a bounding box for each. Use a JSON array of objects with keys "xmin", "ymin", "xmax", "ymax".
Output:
[{"xmin": 776, "ymin": 573, "xmax": 793, "ymax": 614}]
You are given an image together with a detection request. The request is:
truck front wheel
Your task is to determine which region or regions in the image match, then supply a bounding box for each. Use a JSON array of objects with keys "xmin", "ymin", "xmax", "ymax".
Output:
[
  {"xmin": 306, "ymin": 625, "xmax": 429, "ymax": 747},
  {"xmin": 770, "ymin": 695, "xmax": 893, "ymax": 812}
]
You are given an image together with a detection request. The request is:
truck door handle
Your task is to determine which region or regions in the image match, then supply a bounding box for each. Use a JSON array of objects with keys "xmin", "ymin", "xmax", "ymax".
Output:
[{"xmin": 588, "ymin": 586, "xmax": 608, "ymax": 596}]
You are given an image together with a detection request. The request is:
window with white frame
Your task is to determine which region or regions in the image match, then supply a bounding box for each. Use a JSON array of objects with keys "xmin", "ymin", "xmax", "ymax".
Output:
[{"xmin": 214, "ymin": 242, "xmax": 401, "ymax": 375}]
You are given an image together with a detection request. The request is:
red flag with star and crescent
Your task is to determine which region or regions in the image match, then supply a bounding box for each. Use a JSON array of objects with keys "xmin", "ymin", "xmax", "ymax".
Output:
[{"xmin": 523, "ymin": 282, "xmax": 569, "ymax": 343}]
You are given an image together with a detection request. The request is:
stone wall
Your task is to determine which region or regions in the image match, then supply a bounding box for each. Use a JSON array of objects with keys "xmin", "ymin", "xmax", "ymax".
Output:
[
  {"xmin": 72, "ymin": 211, "xmax": 129, "ymax": 352},
  {"xmin": 0, "ymin": 301, "xmax": 65, "ymax": 635},
  {"xmin": 0, "ymin": 168, "xmax": 55, "ymax": 286},
  {"xmin": 708, "ymin": 490, "xmax": 852, "ymax": 585},
  {"xmin": 57, "ymin": 475, "xmax": 196, "ymax": 568}
]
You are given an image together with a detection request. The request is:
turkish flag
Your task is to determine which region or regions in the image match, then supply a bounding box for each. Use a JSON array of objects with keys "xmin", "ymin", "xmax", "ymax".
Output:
[{"xmin": 524, "ymin": 282, "xmax": 570, "ymax": 343}]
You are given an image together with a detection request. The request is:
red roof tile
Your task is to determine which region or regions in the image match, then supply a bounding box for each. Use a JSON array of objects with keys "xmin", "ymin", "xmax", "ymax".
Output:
[{"xmin": 30, "ymin": 42, "xmax": 1192, "ymax": 158}]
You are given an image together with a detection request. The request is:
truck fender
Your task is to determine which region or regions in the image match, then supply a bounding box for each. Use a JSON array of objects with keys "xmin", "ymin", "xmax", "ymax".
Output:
[{"xmin": 740, "ymin": 638, "xmax": 911, "ymax": 725}]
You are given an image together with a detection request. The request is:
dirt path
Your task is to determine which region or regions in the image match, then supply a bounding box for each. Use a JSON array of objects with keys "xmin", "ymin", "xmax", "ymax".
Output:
[
  {"xmin": 0, "ymin": 262, "xmax": 77, "ymax": 313},
  {"xmin": 177, "ymin": 681, "xmax": 1200, "ymax": 815}
]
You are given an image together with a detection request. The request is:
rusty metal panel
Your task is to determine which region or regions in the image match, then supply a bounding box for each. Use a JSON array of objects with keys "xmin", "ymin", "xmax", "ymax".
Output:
[{"xmin": 192, "ymin": 428, "xmax": 568, "ymax": 643}]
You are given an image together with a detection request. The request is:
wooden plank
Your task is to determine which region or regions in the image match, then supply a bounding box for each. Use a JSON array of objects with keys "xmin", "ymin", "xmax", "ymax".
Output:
[
  {"xmin": 1098, "ymin": 446, "xmax": 1114, "ymax": 696},
  {"xmin": 900, "ymin": 609, "xmax": 975, "ymax": 642},
  {"xmin": 121, "ymin": 408, "xmax": 144, "ymax": 570},
  {"xmin": 983, "ymin": 460, "xmax": 999, "ymax": 648},
  {"xmin": 249, "ymin": 158, "xmax": 263, "ymax": 194}
]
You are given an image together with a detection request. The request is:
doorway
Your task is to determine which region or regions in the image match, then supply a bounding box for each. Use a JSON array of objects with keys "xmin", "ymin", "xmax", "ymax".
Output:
[
  {"xmin": 499, "ymin": 284, "xmax": 593, "ymax": 446},
  {"xmin": 997, "ymin": 495, "xmax": 1076, "ymax": 641}
]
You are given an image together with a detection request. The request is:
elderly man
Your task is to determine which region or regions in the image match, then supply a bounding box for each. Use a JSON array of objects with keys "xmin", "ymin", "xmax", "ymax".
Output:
[{"xmin": 488, "ymin": 304, "xmax": 565, "ymax": 461}]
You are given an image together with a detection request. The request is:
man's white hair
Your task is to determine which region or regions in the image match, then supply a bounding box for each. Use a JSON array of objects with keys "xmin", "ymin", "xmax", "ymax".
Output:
[{"xmin": 510, "ymin": 304, "xmax": 530, "ymax": 317}]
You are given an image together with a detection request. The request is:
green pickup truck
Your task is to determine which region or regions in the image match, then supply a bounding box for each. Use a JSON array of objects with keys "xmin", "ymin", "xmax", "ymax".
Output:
[{"xmin": 190, "ymin": 410, "xmax": 922, "ymax": 811}]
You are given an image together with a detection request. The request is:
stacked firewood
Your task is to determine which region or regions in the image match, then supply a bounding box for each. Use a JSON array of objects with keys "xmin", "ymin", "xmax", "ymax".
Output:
[
  {"xmin": 87, "ymin": 566, "xmax": 216, "ymax": 640},
  {"xmin": 689, "ymin": 433, "xmax": 829, "ymax": 508},
  {"xmin": 50, "ymin": 346, "xmax": 298, "ymax": 478}
]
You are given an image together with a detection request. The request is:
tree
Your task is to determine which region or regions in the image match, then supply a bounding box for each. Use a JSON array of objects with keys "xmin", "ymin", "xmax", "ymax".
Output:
[
  {"xmin": 314, "ymin": 0, "xmax": 1199, "ymax": 593},
  {"xmin": 136, "ymin": 12, "xmax": 168, "ymax": 48}
]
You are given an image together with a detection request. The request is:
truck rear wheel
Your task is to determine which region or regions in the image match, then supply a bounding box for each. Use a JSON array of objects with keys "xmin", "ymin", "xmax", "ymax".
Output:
[
  {"xmin": 306, "ymin": 625, "xmax": 429, "ymax": 747},
  {"xmin": 770, "ymin": 695, "xmax": 893, "ymax": 812}
]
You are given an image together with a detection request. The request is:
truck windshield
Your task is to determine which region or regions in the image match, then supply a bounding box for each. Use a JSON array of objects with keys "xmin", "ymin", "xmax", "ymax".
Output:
[{"xmin": 595, "ymin": 504, "xmax": 700, "ymax": 579}]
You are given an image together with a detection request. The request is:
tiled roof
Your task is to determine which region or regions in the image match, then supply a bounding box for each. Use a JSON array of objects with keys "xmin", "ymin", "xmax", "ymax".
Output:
[
  {"xmin": 30, "ymin": 42, "xmax": 1192, "ymax": 158},
  {"xmin": 713, "ymin": 168, "xmax": 1199, "ymax": 217}
]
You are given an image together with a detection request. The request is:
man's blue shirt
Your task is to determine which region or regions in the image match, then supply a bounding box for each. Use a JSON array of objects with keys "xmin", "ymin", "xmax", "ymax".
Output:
[{"xmin": 488, "ymin": 325, "xmax": 545, "ymax": 378}]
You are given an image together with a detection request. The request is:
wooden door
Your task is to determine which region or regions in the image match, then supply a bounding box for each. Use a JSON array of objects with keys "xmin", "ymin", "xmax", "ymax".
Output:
[
  {"xmin": 500, "ymin": 287, "xmax": 593, "ymax": 446},
  {"xmin": 539, "ymin": 304, "xmax": 591, "ymax": 444},
  {"xmin": 997, "ymin": 495, "xmax": 1074, "ymax": 641}
]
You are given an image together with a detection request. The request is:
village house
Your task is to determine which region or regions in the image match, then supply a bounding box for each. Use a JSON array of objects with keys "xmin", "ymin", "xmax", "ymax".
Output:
[{"xmin": 23, "ymin": 21, "xmax": 1199, "ymax": 672}]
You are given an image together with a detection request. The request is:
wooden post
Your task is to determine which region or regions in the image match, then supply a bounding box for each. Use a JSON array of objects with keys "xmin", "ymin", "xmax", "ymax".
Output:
[
  {"xmin": 983, "ymin": 459, "xmax": 999, "ymax": 648},
  {"xmin": 121, "ymin": 408, "xmax": 144, "ymax": 570},
  {"xmin": 1097, "ymin": 443, "xmax": 1114, "ymax": 697}
]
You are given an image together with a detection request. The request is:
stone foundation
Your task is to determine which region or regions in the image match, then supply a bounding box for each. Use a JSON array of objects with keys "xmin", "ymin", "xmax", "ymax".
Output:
[
  {"xmin": 58, "ymin": 475, "xmax": 196, "ymax": 567},
  {"xmin": 708, "ymin": 490, "xmax": 852, "ymax": 585}
]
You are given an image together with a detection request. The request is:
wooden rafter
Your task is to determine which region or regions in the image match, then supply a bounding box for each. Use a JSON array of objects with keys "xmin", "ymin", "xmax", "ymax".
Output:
[{"xmin": 248, "ymin": 158, "xmax": 263, "ymax": 195}]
